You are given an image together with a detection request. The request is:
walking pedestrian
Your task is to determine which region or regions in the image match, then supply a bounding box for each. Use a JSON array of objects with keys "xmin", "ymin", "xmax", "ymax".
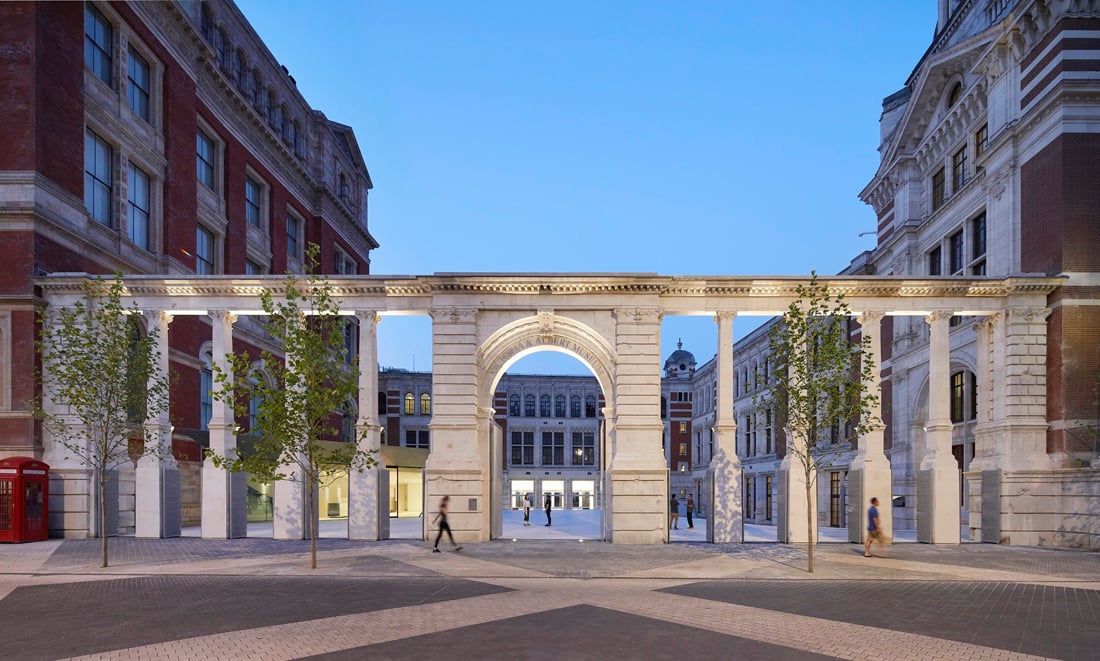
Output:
[
  {"xmin": 432, "ymin": 495, "xmax": 462, "ymax": 553},
  {"xmin": 523, "ymin": 493, "xmax": 532, "ymax": 526},
  {"xmin": 544, "ymin": 493, "xmax": 552, "ymax": 526},
  {"xmin": 670, "ymin": 494, "xmax": 680, "ymax": 530},
  {"xmin": 685, "ymin": 493, "xmax": 695, "ymax": 529},
  {"xmin": 864, "ymin": 497, "xmax": 885, "ymax": 558}
]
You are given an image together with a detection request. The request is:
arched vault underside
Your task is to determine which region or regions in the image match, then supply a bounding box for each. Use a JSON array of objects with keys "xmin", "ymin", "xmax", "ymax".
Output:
[{"xmin": 35, "ymin": 273, "xmax": 1063, "ymax": 545}]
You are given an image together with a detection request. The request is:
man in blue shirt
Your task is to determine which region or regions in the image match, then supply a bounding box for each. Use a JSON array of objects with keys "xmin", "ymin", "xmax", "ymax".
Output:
[{"xmin": 864, "ymin": 497, "xmax": 882, "ymax": 557}]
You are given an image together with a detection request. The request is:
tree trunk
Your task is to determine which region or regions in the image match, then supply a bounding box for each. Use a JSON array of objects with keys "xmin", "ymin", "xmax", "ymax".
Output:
[
  {"xmin": 805, "ymin": 474, "xmax": 814, "ymax": 573},
  {"xmin": 99, "ymin": 468, "xmax": 108, "ymax": 568},
  {"xmin": 308, "ymin": 468, "xmax": 317, "ymax": 570}
]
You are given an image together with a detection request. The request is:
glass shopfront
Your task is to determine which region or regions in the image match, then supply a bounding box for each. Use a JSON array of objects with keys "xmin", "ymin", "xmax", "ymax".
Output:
[
  {"xmin": 572, "ymin": 480, "xmax": 595, "ymax": 509},
  {"xmin": 511, "ymin": 479, "xmax": 535, "ymax": 509}
]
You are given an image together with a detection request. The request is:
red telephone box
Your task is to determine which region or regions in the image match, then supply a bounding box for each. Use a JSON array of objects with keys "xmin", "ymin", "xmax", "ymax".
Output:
[{"xmin": 0, "ymin": 457, "xmax": 50, "ymax": 543}]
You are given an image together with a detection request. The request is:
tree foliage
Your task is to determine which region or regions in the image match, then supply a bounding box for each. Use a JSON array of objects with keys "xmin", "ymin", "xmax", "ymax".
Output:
[
  {"xmin": 208, "ymin": 245, "xmax": 375, "ymax": 568},
  {"xmin": 36, "ymin": 274, "xmax": 171, "ymax": 567},
  {"xmin": 753, "ymin": 272, "xmax": 880, "ymax": 572}
]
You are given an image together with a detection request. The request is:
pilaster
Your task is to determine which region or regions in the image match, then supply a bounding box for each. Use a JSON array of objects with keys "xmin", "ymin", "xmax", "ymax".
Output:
[{"xmin": 201, "ymin": 310, "xmax": 246, "ymax": 539}]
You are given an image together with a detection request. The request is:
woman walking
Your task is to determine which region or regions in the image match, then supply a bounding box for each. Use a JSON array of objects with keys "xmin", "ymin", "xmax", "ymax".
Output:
[{"xmin": 432, "ymin": 495, "xmax": 462, "ymax": 553}]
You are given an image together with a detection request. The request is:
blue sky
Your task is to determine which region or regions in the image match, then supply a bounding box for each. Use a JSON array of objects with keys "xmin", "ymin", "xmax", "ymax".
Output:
[{"xmin": 236, "ymin": 0, "xmax": 934, "ymax": 375}]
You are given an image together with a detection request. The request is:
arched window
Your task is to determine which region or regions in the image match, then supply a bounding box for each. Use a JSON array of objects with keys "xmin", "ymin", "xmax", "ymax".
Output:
[
  {"xmin": 524, "ymin": 394, "xmax": 536, "ymax": 417},
  {"xmin": 257, "ymin": 78, "xmax": 269, "ymax": 117},
  {"xmin": 282, "ymin": 108, "xmax": 293, "ymax": 143},
  {"xmin": 420, "ymin": 393, "xmax": 431, "ymax": 416},
  {"xmin": 243, "ymin": 68, "xmax": 256, "ymax": 105},
  {"xmin": 585, "ymin": 395, "xmax": 597, "ymax": 418},
  {"xmin": 509, "ymin": 394, "xmax": 520, "ymax": 416},
  {"xmin": 199, "ymin": 349, "xmax": 213, "ymax": 431},
  {"xmin": 404, "ymin": 392, "xmax": 415, "ymax": 415},
  {"xmin": 214, "ymin": 28, "xmax": 226, "ymax": 69},
  {"xmin": 200, "ymin": 4, "xmax": 215, "ymax": 44},
  {"xmin": 228, "ymin": 48, "xmax": 241, "ymax": 85},
  {"xmin": 570, "ymin": 395, "xmax": 581, "ymax": 417},
  {"xmin": 540, "ymin": 394, "xmax": 551, "ymax": 417},
  {"xmin": 269, "ymin": 91, "xmax": 281, "ymax": 129},
  {"xmin": 293, "ymin": 121, "xmax": 306, "ymax": 158},
  {"xmin": 554, "ymin": 394, "xmax": 566, "ymax": 417},
  {"xmin": 947, "ymin": 82, "xmax": 963, "ymax": 108}
]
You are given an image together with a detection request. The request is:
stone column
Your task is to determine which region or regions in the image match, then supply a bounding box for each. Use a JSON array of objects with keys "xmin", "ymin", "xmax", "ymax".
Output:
[
  {"xmin": 274, "ymin": 315, "xmax": 306, "ymax": 541},
  {"xmin": 778, "ymin": 343, "xmax": 815, "ymax": 544},
  {"xmin": 709, "ymin": 311, "xmax": 742, "ymax": 543},
  {"xmin": 349, "ymin": 311, "xmax": 387, "ymax": 540},
  {"xmin": 847, "ymin": 311, "xmax": 892, "ymax": 543},
  {"xmin": 424, "ymin": 307, "xmax": 484, "ymax": 542},
  {"xmin": 918, "ymin": 311, "xmax": 960, "ymax": 544},
  {"xmin": 608, "ymin": 307, "xmax": 667, "ymax": 544},
  {"xmin": 202, "ymin": 310, "xmax": 246, "ymax": 539},
  {"xmin": 136, "ymin": 310, "xmax": 180, "ymax": 538}
]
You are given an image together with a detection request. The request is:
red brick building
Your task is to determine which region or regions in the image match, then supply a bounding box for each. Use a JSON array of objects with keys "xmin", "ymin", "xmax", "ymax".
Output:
[{"xmin": 0, "ymin": 1, "xmax": 377, "ymax": 532}]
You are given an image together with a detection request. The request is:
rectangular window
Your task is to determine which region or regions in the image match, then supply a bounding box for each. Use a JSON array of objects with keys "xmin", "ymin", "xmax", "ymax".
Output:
[
  {"xmin": 286, "ymin": 213, "xmax": 301, "ymax": 261},
  {"xmin": 541, "ymin": 431, "xmax": 564, "ymax": 466},
  {"xmin": 245, "ymin": 259, "xmax": 262, "ymax": 275},
  {"xmin": 678, "ymin": 421, "xmax": 686, "ymax": 433},
  {"xmin": 85, "ymin": 3, "xmax": 112, "ymax": 84},
  {"xmin": 126, "ymin": 162, "xmax": 149, "ymax": 249},
  {"xmin": 929, "ymin": 245, "xmax": 942, "ymax": 276},
  {"xmin": 975, "ymin": 124, "xmax": 988, "ymax": 158},
  {"xmin": 334, "ymin": 249, "xmax": 357, "ymax": 275},
  {"xmin": 931, "ymin": 167, "xmax": 946, "ymax": 211},
  {"xmin": 196, "ymin": 130, "xmax": 215, "ymax": 189},
  {"xmin": 200, "ymin": 366, "xmax": 212, "ymax": 431},
  {"xmin": 84, "ymin": 129, "xmax": 112, "ymax": 226},
  {"xmin": 195, "ymin": 225, "xmax": 215, "ymax": 274},
  {"xmin": 571, "ymin": 431, "xmax": 595, "ymax": 466},
  {"xmin": 952, "ymin": 147, "xmax": 968, "ymax": 191},
  {"xmin": 971, "ymin": 212, "xmax": 986, "ymax": 261},
  {"xmin": 511, "ymin": 431, "xmax": 534, "ymax": 466},
  {"xmin": 950, "ymin": 372, "xmax": 965, "ymax": 423},
  {"xmin": 405, "ymin": 429, "xmax": 429, "ymax": 449},
  {"xmin": 949, "ymin": 230, "xmax": 964, "ymax": 274},
  {"xmin": 969, "ymin": 372, "xmax": 978, "ymax": 421},
  {"xmin": 765, "ymin": 475, "xmax": 773, "ymax": 521},
  {"xmin": 245, "ymin": 177, "xmax": 262, "ymax": 227},
  {"xmin": 127, "ymin": 46, "xmax": 150, "ymax": 122}
]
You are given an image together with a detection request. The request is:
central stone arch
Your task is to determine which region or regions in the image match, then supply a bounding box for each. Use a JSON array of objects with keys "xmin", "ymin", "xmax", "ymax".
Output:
[{"xmin": 475, "ymin": 311, "xmax": 616, "ymax": 404}]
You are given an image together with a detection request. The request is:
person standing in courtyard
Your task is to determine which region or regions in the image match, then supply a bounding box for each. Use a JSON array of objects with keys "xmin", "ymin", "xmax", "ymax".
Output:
[
  {"xmin": 544, "ymin": 493, "xmax": 552, "ymax": 526},
  {"xmin": 865, "ymin": 497, "xmax": 884, "ymax": 557},
  {"xmin": 685, "ymin": 493, "xmax": 695, "ymax": 529},
  {"xmin": 523, "ymin": 493, "xmax": 532, "ymax": 526},
  {"xmin": 670, "ymin": 494, "xmax": 680, "ymax": 530},
  {"xmin": 432, "ymin": 495, "xmax": 461, "ymax": 553}
]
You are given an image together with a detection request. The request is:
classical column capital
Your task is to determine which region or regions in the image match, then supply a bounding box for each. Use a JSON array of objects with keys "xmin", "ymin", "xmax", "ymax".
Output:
[
  {"xmin": 714, "ymin": 310, "xmax": 737, "ymax": 324},
  {"xmin": 354, "ymin": 309, "xmax": 381, "ymax": 325},
  {"xmin": 924, "ymin": 310, "xmax": 953, "ymax": 326},
  {"xmin": 612, "ymin": 307, "xmax": 662, "ymax": 324},
  {"xmin": 144, "ymin": 310, "xmax": 174, "ymax": 326},
  {"xmin": 208, "ymin": 309, "xmax": 238, "ymax": 325},
  {"xmin": 429, "ymin": 306, "xmax": 478, "ymax": 324},
  {"xmin": 857, "ymin": 310, "xmax": 885, "ymax": 326}
]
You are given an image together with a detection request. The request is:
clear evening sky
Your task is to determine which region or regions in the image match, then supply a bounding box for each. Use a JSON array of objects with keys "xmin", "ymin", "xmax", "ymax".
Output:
[{"xmin": 235, "ymin": 0, "xmax": 934, "ymax": 375}]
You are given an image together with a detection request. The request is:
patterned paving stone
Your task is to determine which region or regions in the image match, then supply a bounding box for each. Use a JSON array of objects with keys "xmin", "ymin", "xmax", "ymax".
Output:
[
  {"xmin": 0, "ymin": 575, "xmax": 510, "ymax": 661},
  {"xmin": 660, "ymin": 579, "xmax": 1100, "ymax": 660},
  {"xmin": 302, "ymin": 603, "xmax": 838, "ymax": 661}
]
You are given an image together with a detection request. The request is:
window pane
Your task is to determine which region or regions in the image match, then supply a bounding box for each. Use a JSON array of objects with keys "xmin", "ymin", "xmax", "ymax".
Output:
[
  {"xmin": 127, "ymin": 46, "xmax": 150, "ymax": 122},
  {"xmin": 85, "ymin": 3, "xmax": 112, "ymax": 84},
  {"xmin": 127, "ymin": 162, "xmax": 149, "ymax": 249},
  {"xmin": 196, "ymin": 226, "xmax": 214, "ymax": 274},
  {"xmin": 84, "ymin": 129, "xmax": 112, "ymax": 226},
  {"xmin": 245, "ymin": 177, "xmax": 261, "ymax": 226},
  {"xmin": 196, "ymin": 131, "xmax": 214, "ymax": 188},
  {"xmin": 286, "ymin": 214, "xmax": 300, "ymax": 259}
]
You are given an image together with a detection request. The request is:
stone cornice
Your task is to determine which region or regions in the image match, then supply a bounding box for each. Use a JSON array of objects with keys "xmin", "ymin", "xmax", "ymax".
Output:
[{"xmin": 34, "ymin": 274, "xmax": 1066, "ymax": 316}]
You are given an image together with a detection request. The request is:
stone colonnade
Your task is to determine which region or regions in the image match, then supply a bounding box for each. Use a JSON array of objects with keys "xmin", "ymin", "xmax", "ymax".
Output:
[{"xmin": 36, "ymin": 274, "xmax": 1061, "ymax": 545}]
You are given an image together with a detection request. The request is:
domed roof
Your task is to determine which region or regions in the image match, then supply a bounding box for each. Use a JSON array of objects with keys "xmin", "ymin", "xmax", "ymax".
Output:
[{"xmin": 663, "ymin": 339, "xmax": 696, "ymax": 375}]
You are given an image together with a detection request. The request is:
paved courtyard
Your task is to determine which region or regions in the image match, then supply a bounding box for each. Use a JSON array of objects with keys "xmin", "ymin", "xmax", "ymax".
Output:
[{"xmin": 1, "ymin": 511, "xmax": 1097, "ymax": 660}]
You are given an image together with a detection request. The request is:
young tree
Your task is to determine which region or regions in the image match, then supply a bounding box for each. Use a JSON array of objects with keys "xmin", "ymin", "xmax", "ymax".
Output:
[
  {"xmin": 36, "ymin": 275, "xmax": 171, "ymax": 568},
  {"xmin": 754, "ymin": 273, "xmax": 880, "ymax": 572},
  {"xmin": 208, "ymin": 246, "xmax": 375, "ymax": 569}
]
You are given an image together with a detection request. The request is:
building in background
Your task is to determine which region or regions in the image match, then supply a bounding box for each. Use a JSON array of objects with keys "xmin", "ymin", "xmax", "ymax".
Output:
[
  {"xmin": 0, "ymin": 0, "xmax": 377, "ymax": 536},
  {"xmin": 860, "ymin": 0, "xmax": 1100, "ymax": 547}
]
